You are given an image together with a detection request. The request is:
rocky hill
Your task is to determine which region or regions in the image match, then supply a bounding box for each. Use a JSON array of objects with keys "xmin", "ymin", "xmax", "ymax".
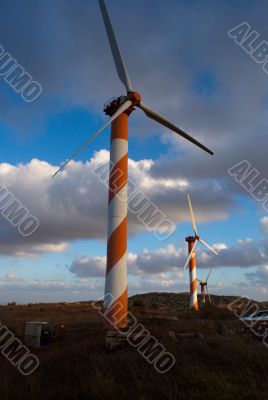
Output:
[{"xmin": 129, "ymin": 292, "xmax": 268, "ymax": 311}]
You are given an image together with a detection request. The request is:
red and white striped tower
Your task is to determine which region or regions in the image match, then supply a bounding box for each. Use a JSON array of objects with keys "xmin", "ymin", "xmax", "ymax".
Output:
[
  {"xmin": 185, "ymin": 236, "xmax": 198, "ymax": 311},
  {"xmin": 103, "ymin": 96, "xmax": 137, "ymax": 330},
  {"xmin": 105, "ymin": 106, "xmax": 129, "ymax": 329}
]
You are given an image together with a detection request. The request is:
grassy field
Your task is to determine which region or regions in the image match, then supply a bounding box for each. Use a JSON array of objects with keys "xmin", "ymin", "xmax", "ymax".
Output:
[{"xmin": 0, "ymin": 296, "xmax": 268, "ymax": 400}]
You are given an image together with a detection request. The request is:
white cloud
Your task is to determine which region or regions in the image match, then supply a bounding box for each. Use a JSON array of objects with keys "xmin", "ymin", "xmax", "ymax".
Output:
[
  {"xmin": 260, "ymin": 217, "xmax": 268, "ymax": 234},
  {"xmin": 69, "ymin": 256, "xmax": 106, "ymax": 278},
  {"xmin": 0, "ymin": 153, "xmax": 233, "ymax": 258},
  {"xmin": 68, "ymin": 232, "xmax": 268, "ymax": 282},
  {"xmin": 5, "ymin": 273, "xmax": 18, "ymax": 281},
  {"xmin": 245, "ymin": 265, "xmax": 268, "ymax": 286},
  {"xmin": 0, "ymin": 274, "xmax": 105, "ymax": 304}
]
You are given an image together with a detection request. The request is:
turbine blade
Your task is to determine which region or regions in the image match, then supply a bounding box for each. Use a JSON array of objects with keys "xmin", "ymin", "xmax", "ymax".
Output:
[
  {"xmin": 198, "ymin": 238, "xmax": 219, "ymax": 255},
  {"xmin": 52, "ymin": 100, "xmax": 133, "ymax": 178},
  {"xmin": 138, "ymin": 102, "xmax": 214, "ymax": 155},
  {"xmin": 183, "ymin": 240, "xmax": 197, "ymax": 270},
  {"xmin": 206, "ymin": 268, "xmax": 213, "ymax": 282},
  {"xmin": 187, "ymin": 193, "xmax": 198, "ymax": 236},
  {"xmin": 196, "ymin": 278, "xmax": 203, "ymax": 283},
  {"xmin": 98, "ymin": 0, "xmax": 133, "ymax": 92}
]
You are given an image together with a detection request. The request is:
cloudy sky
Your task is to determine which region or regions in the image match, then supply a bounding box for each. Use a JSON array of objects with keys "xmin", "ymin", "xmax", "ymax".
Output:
[{"xmin": 0, "ymin": 0, "xmax": 268, "ymax": 303}]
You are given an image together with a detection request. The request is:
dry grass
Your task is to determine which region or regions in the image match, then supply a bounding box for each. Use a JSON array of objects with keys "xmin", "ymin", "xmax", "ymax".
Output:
[{"xmin": 0, "ymin": 300, "xmax": 268, "ymax": 400}]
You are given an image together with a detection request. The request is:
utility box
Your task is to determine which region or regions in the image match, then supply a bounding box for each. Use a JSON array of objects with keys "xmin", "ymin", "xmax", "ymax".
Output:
[{"xmin": 24, "ymin": 322, "xmax": 56, "ymax": 348}]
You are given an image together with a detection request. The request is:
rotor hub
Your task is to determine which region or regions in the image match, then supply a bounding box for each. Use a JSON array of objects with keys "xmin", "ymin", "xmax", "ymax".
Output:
[{"xmin": 127, "ymin": 91, "xmax": 142, "ymax": 105}]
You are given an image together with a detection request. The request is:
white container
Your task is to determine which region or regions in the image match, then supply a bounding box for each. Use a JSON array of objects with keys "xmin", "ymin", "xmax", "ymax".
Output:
[{"xmin": 24, "ymin": 321, "xmax": 53, "ymax": 348}]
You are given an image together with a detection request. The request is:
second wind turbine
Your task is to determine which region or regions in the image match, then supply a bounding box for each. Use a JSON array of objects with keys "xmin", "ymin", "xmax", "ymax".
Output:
[{"xmin": 184, "ymin": 194, "xmax": 218, "ymax": 311}]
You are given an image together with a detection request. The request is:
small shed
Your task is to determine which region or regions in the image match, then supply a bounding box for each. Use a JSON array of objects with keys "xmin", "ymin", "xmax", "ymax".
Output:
[{"xmin": 24, "ymin": 321, "xmax": 56, "ymax": 348}]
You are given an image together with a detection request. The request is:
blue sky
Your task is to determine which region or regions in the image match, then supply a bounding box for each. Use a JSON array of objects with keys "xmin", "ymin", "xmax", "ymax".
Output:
[{"xmin": 0, "ymin": 0, "xmax": 268, "ymax": 303}]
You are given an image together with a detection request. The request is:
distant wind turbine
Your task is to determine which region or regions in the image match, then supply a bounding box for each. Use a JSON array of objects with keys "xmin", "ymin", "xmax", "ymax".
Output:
[
  {"xmin": 184, "ymin": 194, "xmax": 218, "ymax": 311},
  {"xmin": 197, "ymin": 268, "xmax": 213, "ymax": 304}
]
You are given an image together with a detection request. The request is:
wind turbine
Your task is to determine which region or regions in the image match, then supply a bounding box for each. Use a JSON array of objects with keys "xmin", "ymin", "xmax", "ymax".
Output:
[
  {"xmin": 197, "ymin": 268, "xmax": 213, "ymax": 305},
  {"xmin": 53, "ymin": 0, "xmax": 214, "ymax": 332},
  {"xmin": 184, "ymin": 194, "xmax": 218, "ymax": 311}
]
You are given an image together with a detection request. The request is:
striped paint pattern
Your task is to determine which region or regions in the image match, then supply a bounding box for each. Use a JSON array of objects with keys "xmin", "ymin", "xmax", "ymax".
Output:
[
  {"xmin": 105, "ymin": 112, "xmax": 129, "ymax": 329},
  {"xmin": 187, "ymin": 239, "xmax": 199, "ymax": 311}
]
